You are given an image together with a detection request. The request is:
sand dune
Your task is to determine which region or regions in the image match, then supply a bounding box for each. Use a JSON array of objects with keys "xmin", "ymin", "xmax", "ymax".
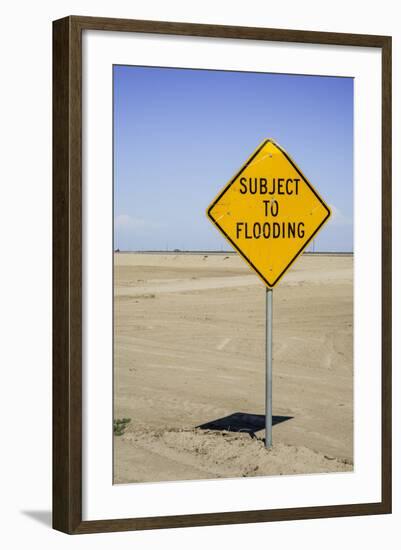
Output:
[
  {"xmin": 114, "ymin": 253, "xmax": 353, "ymax": 483},
  {"xmin": 114, "ymin": 428, "xmax": 351, "ymax": 484}
]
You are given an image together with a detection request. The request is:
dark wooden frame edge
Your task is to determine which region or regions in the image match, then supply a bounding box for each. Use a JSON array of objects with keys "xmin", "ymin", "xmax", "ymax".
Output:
[{"xmin": 52, "ymin": 15, "xmax": 392, "ymax": 534}]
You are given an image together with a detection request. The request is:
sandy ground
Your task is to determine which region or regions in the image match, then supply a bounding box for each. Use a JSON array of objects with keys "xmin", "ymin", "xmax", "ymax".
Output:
[{"xmin": 114, "ymin": 253, "xmax": 353, "ymax": 483}]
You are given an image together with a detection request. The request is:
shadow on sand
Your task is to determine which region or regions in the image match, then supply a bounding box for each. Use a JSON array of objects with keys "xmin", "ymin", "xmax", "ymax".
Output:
[{"xmin": 197, "ymin": 412, "xmax": 293, "ymax": 439}]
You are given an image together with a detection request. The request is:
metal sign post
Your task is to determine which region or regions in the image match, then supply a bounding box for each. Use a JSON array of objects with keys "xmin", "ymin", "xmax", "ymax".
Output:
[
  {"xmin": 265, "ymin": 288, "xmax": 273, "ymax": 448},
  {"xmin": 206, "ymin": 138, "xmax": 331, "ymax": 449}
]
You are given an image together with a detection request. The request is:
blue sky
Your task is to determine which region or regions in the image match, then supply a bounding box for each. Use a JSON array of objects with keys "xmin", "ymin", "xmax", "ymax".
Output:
[{"xmin": 114, "ymin": 65, "xmax": 353, "ymax": 252}]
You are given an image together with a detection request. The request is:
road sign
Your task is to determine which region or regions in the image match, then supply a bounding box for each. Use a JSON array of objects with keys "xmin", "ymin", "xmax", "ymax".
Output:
[{"xmin": 207, "ymin": 139, "xmax": 331, "ymax": 287}]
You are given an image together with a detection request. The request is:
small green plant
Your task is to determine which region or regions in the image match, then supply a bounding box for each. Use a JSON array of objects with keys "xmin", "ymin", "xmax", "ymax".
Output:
[{"xmin": 114, "ymin": 417, "xmax": 131, "ymax": 436}]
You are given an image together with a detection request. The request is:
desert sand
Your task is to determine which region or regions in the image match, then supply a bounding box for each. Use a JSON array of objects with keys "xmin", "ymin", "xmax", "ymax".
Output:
[{"xmin": 113, "ymin": 252, "xmax": 353, "ymax": 483}]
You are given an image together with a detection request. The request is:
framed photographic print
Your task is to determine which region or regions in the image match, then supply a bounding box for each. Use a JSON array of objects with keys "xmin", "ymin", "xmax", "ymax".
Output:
[{"xmin": 53, "ymin": 16, "xmax": 392, "ymax": 534}]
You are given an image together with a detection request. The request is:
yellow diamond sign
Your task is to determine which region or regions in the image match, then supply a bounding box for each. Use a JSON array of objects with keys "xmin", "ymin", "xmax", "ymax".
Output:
[{"xmin": 207, "ymin": 139, "xmax": 331, "ymax": 287}]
